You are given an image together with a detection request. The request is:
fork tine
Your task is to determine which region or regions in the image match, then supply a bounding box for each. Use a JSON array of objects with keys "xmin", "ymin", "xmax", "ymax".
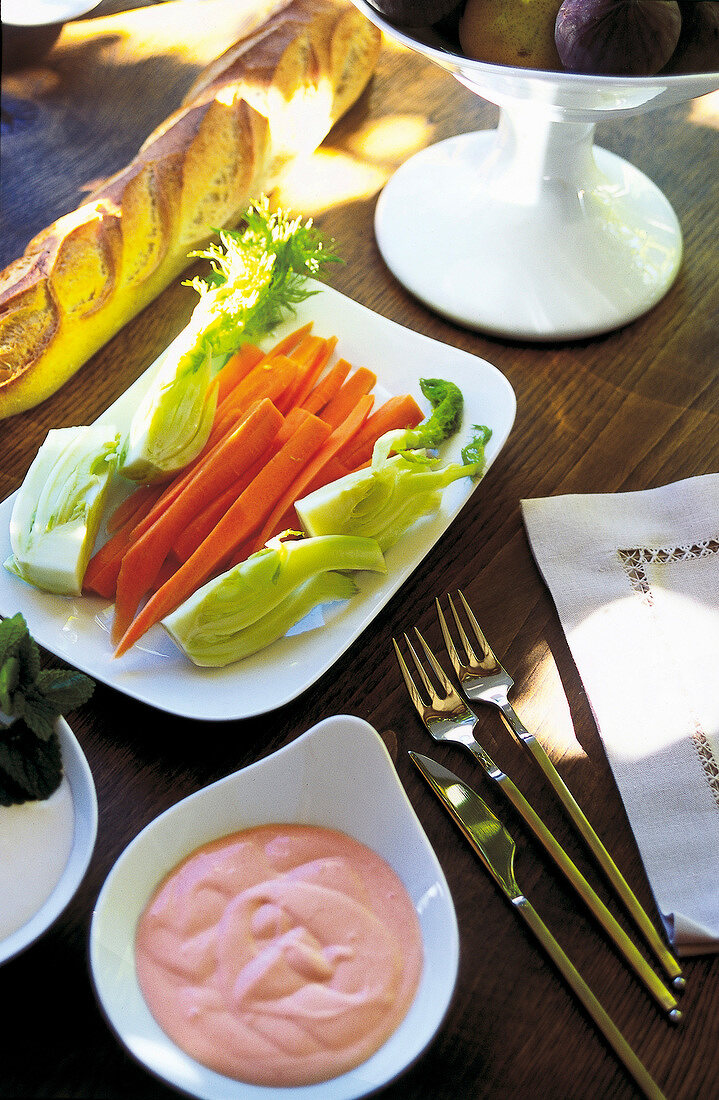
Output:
[
  {"xmin": 457, "ymin": 589, "xmax": 493, "ymax": 657},
  {"xmin": 404, "ymin": 632, "xmax": 438, "ymax": 699},
  {"xmin": 435, "ymin": 597, "xmax": 461, "ymax": 676},
  {"xmin": 447, "ymin": 594, "xmax": 482, "ymax": 665},
  {"xmin": 413, "ymin": 627, "xmax": 458, "ymax": 699},
  {"xmin": 392, "ymin": 637, "xmax": 426, "ymax": 716}
]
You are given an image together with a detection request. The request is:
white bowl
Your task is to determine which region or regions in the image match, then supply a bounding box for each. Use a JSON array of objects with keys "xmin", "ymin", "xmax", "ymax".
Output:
[
  {"xmin": 1, "ymin": 0, "xmax": 101, "ymax": 28},
  {"xmin": 90, "ymin": 714, "xmax": 459, "ymax": 1100},
  {"xmin": 353, "ymin": 1, "xmax": 719, "ymax": 340},
  {"xmin": 0, "ymin": 717, "xmax": 98, "ymax": 965}
]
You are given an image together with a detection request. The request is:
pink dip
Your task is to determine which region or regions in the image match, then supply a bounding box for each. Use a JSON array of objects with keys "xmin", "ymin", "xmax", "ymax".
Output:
[{"xmin": 135, "ymin": 823, "xmax": 423, "ymax": 1086}]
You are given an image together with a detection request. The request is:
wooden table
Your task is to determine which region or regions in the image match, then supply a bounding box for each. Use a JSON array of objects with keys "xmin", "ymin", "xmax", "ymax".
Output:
[{"xmin": 1, "ymin": 3, "xmax": 718, "ymax": 1097}]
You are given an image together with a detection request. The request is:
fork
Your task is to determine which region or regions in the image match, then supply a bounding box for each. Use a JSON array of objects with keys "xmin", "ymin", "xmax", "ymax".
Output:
[
  {"xmin": 436, "ymin": 590, "xmax": 684, "ymax": 990},
  {"xmin": 393, "ymin": 629, "xmax": 681, "ymax": 1020}
]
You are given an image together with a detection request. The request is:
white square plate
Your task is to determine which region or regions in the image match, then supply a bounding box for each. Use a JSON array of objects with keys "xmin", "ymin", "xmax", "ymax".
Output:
[{"xmin": 0, "ymin": 284, "xmax": 515, "ymax": 719}]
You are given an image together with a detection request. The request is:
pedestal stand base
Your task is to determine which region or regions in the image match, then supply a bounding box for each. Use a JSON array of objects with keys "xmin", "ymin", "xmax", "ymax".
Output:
[{"xmin": 375, "ymin": 126, "xmax": 682, "ymax": 341}]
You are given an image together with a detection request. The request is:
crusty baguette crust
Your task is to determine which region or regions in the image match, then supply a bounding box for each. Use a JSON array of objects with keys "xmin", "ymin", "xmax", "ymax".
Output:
[{"xmin": 0, "ymin": 0, "xmax": 381, "ymax": 419}]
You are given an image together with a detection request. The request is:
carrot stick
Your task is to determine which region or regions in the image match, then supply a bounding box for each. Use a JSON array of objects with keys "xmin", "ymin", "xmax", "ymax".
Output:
[
  {"xmin": 106, "ymin": 484, "xmax": 164, "ymax": 536},
  {"xmin": 114, "ymin": 404, "xmax": 256, "ymax": 553},
  {"xmin": 301, "ymin": 358, "xmax": 351, "ymax": 415},
  {"xmin": 285, "ymin": 336, "xmax": 338, "ymax": 413},
  {"xmin": 320, "ymin": 367, "xmax": 377, "ymax": 430},
  {"xmin": 111, "ymin": 399, "xmax": 284, "ymax": 643},
  {"xmin": 84, "ymin": 521, "xmax": 140, "ymax": 599},
  {"xmin": 117, "ymin": 406, "xmax": 250, "ymax": 548},
  {"xmin": 248, "ymin": 393, "xmax": 374, "ymax": 552},
  {"xmin": 127, "ymin": 378, "xmax": 299, "ymax": 551},
  {"xmin": 210, "ymin": 356, "xmax": 297, "ymax": 442},
  {"xmin": 262, "ymin": 321, "xmax": 314, "ymax": 361},
  {"xmin": 287, "ymin": 334, "xmax": 327, "ymax": 367},
  {"xmin": 84, "ymin": 490, "xmax": 165, "ymax": 597},
  {"xmin": 275, "ymin": 337, "xmax": 334, "ymax": 415},
  {"xmin": 214, "ymin": 344, "xmax": 264, "ymax": 405},
  {"xmin": 113, "ymin": 413, "xmax": 333, "ymax": 657},
  {"xmin": 171, "ymin": 407, "xmax": 314, "ymax": 563},
  {"xmin": 148, "ymin": 553, "xmax": 182, "ymax": 595},
  {"xmin": 339, "ymin": 393, "xmax": 425, "ymax": 468}
]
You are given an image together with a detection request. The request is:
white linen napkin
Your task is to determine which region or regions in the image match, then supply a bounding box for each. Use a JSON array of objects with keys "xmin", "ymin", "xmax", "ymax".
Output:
[{"xmin": 521, "ymin": 473, "xmax": 719, "ymax": 956}]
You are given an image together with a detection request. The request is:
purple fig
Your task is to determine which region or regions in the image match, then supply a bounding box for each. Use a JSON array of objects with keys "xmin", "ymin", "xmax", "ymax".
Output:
[
  {"xmin": 555, "ymin": 0, "xmax": 682, "ymax": 75},
  {"xmin": 663, "ymin": 2, "xmax": 719, "ymax": 73}
]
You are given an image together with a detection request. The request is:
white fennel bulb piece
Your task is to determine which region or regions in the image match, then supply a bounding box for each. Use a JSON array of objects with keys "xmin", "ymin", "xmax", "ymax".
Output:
[{"xmin": 7, "ymin": 424, "xmax": 120, "ymax": 595}]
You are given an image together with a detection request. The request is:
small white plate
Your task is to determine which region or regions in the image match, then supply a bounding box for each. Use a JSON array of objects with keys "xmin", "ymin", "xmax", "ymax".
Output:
[
  {"xmin": 0, "ymin": 284, "xmax": 516, "ymax": 719},
  {"xmin": 90, "ymin": 714, "xmax": 459, "ymax": 1100},
  {"xmin": 0, "ymin": 718, "xmax": 98, "ymax": 965}
]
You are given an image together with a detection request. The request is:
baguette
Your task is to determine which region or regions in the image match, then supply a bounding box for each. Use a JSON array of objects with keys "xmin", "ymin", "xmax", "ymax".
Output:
[{"xmin": 0, "ymin": 0, "xmax": 381, "ymax": 420}]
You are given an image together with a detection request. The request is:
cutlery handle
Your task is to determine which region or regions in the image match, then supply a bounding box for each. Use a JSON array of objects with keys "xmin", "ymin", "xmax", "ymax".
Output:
[
  {"xmin": 476, "ymin": 755, "xmax": 680, "ymax": 1019},
  {"xmin": 514, "ymin": 897, "xmax": 667, "ymax": 1100},
  {"xmin": 497, "ymin": 700, "xmax": 683, "ymax": 988}
]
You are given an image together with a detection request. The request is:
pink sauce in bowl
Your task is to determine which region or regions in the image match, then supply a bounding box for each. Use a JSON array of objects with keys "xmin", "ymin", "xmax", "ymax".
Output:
[{"xmin": 135, "ymin": 823, "xmax": 424, "ymax": 1087}]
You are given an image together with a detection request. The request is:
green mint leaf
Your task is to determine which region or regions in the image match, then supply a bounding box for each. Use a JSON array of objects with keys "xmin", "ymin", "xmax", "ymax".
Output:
[
  {"xmin": 21, "ymin": 692, "xmax": 59, "ymax": 741},
  {"xmin": 16, "ymin": 628, "xmax": 41, "ymax": 689},
  {"xmin": 0, "ymin": 723, "xmax": 63, "ymax": 805},
  {"xmin": 0, "ymin": 612, "xmax": 28, "ymax": 665},
  {"xmin": 36, "ymin": 669, "xmax": 95, "ymax": 712},
  {"xmin": 0, "ymin": 655, "xmax": 20, "ymax": 707},
  {"xmin": 0, "ymin": 614, "xmax": 93, "ymax": 803}
]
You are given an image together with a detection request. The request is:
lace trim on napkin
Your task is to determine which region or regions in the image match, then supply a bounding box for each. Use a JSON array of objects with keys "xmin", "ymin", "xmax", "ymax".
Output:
[{"xmin": 618, "ymin": 540, "xmax": 719, "ymax": 809}]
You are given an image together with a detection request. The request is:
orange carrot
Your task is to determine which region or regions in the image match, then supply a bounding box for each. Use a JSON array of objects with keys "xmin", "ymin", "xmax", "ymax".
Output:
[
  {"xmin": 284, "ymin": 336, "xmax": 338, "ymax": 413},
  {"xmin": 171, "ymin": 407, "xmax": 314, "ymax": 563},
  {"xmin": 113, "ymin": 413, "xmax": 333, "ymax": 657},
  {"xmin": 111, "ymin": 399, "xmax": 284, "ymax": 643},
  {"xmin": 148, "ymin": 553, "xmax": 183, "ymax": 595},
  {"xmin": 106, "ymin": 484, "xmax": 164, "ymax": 536},
  {"xmin": 115, "ymin": 407, "xmax": 250, "ymax": 550},
  {"xmin": 84, "ymin": 490, "xmax": 165, "ymax": 597},
  {"xmin": 127, "ymin": 376, "xmax": 300, "ymax": 552},
  {"xmin": 339, "ymin": 393, "xmax": 425, "ymax": 468},
  {"xmin": 248, "ymin": 393, "xmax": 374, "ymax": 552},
  {"xmin": 210, "ymin": 356, "xmax": 297, "ymax": 442},
  {"xmin": 320, "ymin": 367, "xmax": 376, "ymax": 430},
  {"xmin": 214, "ymin": 344, "xmax": 264, "ymax": 405},
  {"xmin": 301, "ymin": 358, "xmax": 351, "ymax": 415},
  {"xmin": 275, "ymin": 337, "xmax": 331, "ymax": 414},
  {"xmin": 287, "ymin": 334, "xmax": 327, "ymax": 367},
  {"xmin": 262, "ymin": 321, "xmax": 314, "ymax": 361}
]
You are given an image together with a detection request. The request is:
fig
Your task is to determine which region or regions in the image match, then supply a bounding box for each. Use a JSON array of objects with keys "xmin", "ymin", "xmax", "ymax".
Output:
[
  {"xmin": 365, "ymin": 0, "xmax": 462, "ymax": 26},
  {"xmin": 663, "ymin": 1, "xmax": 719, "ymax": 73},
  {"xmin": 554, "ymin": 0, "xmax": 682, "ymax": 75}
]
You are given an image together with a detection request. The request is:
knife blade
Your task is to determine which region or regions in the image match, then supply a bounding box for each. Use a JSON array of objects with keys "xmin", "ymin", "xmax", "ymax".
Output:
[{"xmin": 410, "ymin": 751, "xmax": 668, "ymax": 1100}]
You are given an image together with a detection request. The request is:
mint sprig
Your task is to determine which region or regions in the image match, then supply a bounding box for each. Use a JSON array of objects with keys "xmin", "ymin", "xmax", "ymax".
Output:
[{"xmin": 0, "ymin": 613, "xmax": 94, "ymax": 805}]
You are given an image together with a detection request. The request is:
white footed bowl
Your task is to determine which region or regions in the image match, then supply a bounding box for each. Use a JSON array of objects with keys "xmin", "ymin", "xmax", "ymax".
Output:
[{"xmin": 354, "ymin": 1, "xmax": 719, "ymax": 340}]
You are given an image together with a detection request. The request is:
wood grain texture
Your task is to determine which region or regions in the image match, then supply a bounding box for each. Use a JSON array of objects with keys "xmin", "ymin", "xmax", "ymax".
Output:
[{"xmin": 1, "ymin": 3, "xmax": 718, "ymax": 1098}]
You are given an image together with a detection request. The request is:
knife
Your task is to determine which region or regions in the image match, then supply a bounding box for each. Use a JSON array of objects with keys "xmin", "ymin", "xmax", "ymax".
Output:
[{"xmin": 410, "ymin": 751, "xmax": 668, "ymax": 1100}]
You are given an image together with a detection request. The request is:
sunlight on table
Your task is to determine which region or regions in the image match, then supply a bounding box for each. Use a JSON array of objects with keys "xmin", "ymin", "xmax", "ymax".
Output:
[{"xmin": 688, "ymin": 89, "xmax": 719, "ymax": 129}]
